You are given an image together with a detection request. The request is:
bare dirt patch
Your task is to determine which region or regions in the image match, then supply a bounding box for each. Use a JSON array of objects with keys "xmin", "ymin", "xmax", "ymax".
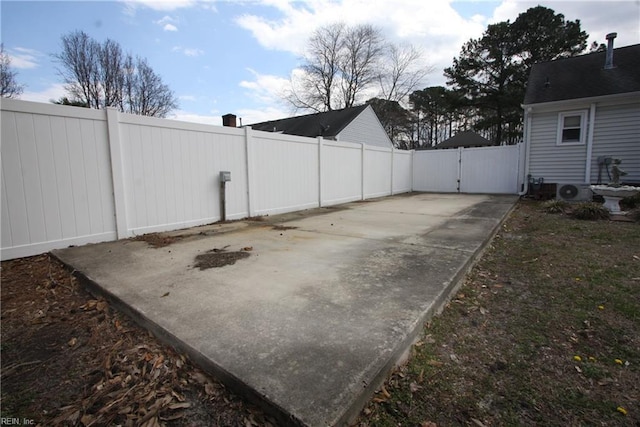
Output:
[
  {"xmin": 271, "ymin": 225, "xmax": 298, "ymax": 231},
  {"xmin": 193, "ymin": 248, "xmax": 251, "ymax": 270},
  {"xmin": 133, "ymin": 233, "xmax": 185, "ymax": 248}
]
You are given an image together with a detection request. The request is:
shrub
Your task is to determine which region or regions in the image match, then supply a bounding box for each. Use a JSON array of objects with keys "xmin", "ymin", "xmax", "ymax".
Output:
[
  {"xmin": 628, "ymin": 208, "xmax": 640, "ymax": 223},
  {"xmin": 542, "ymin": 199, "xmax": 569, "ymax": 214},
  {"xmin": 570, "ymin": 202, "xmax": 610, "ymax": 221},
  {"xmin": 620, "ymin": 192, "xmax": 640, "ymax": 210}
]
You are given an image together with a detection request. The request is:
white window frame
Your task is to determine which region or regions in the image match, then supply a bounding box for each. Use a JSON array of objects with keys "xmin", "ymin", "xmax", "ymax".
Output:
[{"xmin": 556, "ymin": 110, "xmax": 588, "ymax": 146}]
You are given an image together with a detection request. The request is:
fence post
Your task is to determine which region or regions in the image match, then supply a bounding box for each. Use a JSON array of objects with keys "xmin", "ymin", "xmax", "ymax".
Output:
[
  {"xmin": 105, "ymin": 108, "xmax": 129, "ymax": 239},
  {"xmin": 361, "ymin": 143, "xmax": 366, "ymax": 200},
  {"xmin": 457, "ymin": 146, "xmax": 463, "ymax": 193},
  {"xmin": 390, "ymin": 148, "xmax": 395, "ymax": 195},
  {"xmin": 318, "ymin": 136, "xmax": 323, "ymax": 207},
  {"xmin": 244, "ymin": 126, "xmax": 254, "ymax": 217},
  {"xmin": 409, "ymin": 148, "xmax": 416, "ymax": 193}
]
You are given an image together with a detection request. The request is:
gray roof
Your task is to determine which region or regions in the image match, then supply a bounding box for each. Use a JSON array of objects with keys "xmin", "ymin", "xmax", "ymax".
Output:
[
  {"xmin": 247, "ymin": 105, "xmax": 369, "ymax": 138},
  {"xmin": 524, "ymin": 44, "xmax": 640, "ymax": 105}
]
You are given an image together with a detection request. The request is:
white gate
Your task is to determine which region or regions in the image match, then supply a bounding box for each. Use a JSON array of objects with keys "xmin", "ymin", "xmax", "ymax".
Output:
[{"xmin": 413, "ymin": 144, "xmax": 522, "ymax": 194}]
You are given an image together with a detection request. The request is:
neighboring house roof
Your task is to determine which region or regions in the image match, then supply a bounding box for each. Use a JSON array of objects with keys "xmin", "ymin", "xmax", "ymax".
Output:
[
  {"xmin": 427, "ymin": 131, "xmax": 493, "ymax": 149},
  {"xmin": 248, "ymin": 104, "xmax": 393, "ymax": 148},
  {"xmin": 249, "ymin": 105, "xmax": 369, "ymax": 139},
  {"xmin": 524, "ymin": 43, "xmax": 640, "ymax": 105}
]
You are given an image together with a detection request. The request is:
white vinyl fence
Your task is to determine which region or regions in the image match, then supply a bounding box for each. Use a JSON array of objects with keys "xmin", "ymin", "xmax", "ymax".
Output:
[
  {"xmin": 1, "ymin": 99, "xmax": 521, "ymax": 261},
  {"xmin": 413, "ymin": 145, "xmax": 524, "ymax": 194},
  {"xmin": 1, "ymin": 99, "xmax": 414, "ymax": 260}
]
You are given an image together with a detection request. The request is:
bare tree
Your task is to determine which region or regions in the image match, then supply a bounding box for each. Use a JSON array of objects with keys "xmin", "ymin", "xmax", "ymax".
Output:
[
  {"xmin": 100, "ymin": 39, "xmax": 125, "ymax": 109},
  {"xmin": 0, "ymin": 44, "xmax": 25, "ymax": 98},
  {"xmin": 339, "ymin": 24, "xmax": 384, "ymax": 108},
  {"xmin": 286, "ymin": 23, "xmax": 427, "ymax": 113},
  {"xmin": 55, "ymin": 31, "xmax": 101, "ymax": 108},
  {"xmin": 54, "ymin": 30, "xmax": 178, "ymax": 117},
  {"xmin": 289, "ymin": 23, "xmax": 345, "ymax": 111},
  {"xmin": 378, "ymin": 43, "xmax": 430, "ymax": 103},
  {"xmin": 124, "ymin": 57, "xmax": 178, "ymax": 117}
]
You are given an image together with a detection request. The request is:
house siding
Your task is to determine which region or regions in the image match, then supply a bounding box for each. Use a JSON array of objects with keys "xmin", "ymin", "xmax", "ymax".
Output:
[
  {"xmin": 589, "ymin": 102, "xmax": 640, "ymax": 184},
  {"xmin": 337, "ymin": 106, "xmax": 392, "ymax": 148},
  {"xmin": 528, "ymin": 110, "xmax": 589, "ymax": 183},
  {"xmin": 528, "ymin": 99, "xmax": 640, "ymax": 185}
]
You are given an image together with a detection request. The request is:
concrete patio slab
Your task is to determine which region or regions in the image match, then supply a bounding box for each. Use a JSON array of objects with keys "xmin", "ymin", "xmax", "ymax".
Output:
[{"xmin": 52, "ymin": 193, "xmax": 516, "ymax": 426}]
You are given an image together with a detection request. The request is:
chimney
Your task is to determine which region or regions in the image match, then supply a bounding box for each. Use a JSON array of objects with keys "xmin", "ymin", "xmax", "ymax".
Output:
[
  {"xmin": 604, "ymin": 32, "xmax": 617, "ymax": 69},
  {"xmin": 222, "ymin": 113, "xmax": 237, "ymax": 127}
]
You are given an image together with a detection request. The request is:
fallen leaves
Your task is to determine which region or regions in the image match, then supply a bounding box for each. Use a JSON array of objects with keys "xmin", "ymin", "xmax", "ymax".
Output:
[
  {"xmin": 2, "ymin": 254, "xmax": 277, "ymax": 427},
  {"xmin": 81, "ymin": 298, "xmax": 109, "ymax": 312},
  {"xmin": 50, "ymin": 338, "xmax": 207, "ymax": 426}
]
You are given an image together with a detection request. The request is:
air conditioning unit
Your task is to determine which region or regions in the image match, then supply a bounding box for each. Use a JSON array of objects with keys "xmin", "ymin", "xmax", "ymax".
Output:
[{"xmin": 556, "ymin": 183, "xmax": 593, "ymax": 202}]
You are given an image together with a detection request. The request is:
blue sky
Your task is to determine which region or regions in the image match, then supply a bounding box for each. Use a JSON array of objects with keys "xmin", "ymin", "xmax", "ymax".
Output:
[{"xmin": 2, "ymin": 0, "xmax": 639, "ymax": 126}]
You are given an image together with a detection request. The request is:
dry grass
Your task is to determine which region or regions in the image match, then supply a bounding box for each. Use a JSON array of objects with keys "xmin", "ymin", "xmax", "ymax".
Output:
[{"xmin": 356, "ymin": 200, "xmax": 640, "ymax": 426}]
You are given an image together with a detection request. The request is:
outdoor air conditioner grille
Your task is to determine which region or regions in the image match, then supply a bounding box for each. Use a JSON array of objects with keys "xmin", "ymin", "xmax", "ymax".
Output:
[{"xmin": 556, "ymin": 183, "xmax": 593, "ymax": 202}]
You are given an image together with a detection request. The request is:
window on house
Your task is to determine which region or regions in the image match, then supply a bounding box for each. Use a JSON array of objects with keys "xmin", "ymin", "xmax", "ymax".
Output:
[{"xmin": 557, "ymin": 111, "xmax": 587, "ymax": 145}]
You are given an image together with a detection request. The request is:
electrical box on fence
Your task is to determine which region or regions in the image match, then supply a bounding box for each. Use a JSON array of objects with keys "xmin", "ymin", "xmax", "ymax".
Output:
[{"xmin": 220, "ymin": 171, "xmax": 231, "ymax": 182}]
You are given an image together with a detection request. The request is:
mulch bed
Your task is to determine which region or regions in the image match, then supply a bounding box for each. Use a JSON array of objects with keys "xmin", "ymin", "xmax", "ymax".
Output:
[{"xmin": 1, "ymin": 254, "xmax": 273, "ymax": 427}]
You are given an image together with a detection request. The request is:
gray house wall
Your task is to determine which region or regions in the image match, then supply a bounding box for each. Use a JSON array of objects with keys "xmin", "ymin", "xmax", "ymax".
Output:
[
  {"xmin": 527, "ymin": 109, "xmax": 588, "ymax": 183},
  {"xmin": 589, "ymin": 101, "xmax": 640, "ymax": 183},
  {"xmin": 337, "ymin": 106, "xmax": 392, "ymax": 148},
  {"xmin": 526, "ymin": 95, "xmax": 640, "ymax": 185}
]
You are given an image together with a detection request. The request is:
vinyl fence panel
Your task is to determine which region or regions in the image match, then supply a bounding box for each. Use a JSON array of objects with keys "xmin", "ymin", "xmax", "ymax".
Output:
[
  {"xmin": 460, "ymin": 145, "xmax": 521, "ymax": 194},
  {"xmin": 250, "ymin": 131, "xmax": 319, "ymax": 216},
  {"xmin": 392, "ymin": 150, "xmax": 413, "ymax": 193},
  {"xmin": 118, "ymin": 114, "xmax": 250, "ymax": 236},
  {"xmin": 364, "ymin": 146, "xmax": 392, "ymax": 198},
  {"xmin": 413, "ymin": 145, "xmax": 522, "ymax": 194},
  {"xmin": 412, "ymin": 149, "xmax": 460, "ymax": 192},
  {"xmin": 321, "ymin": 141, "xmax": 363, "ymax": 206},
  {"xmin": 1, "ymin": 101, "xmax": 116, "ymax": 260}
]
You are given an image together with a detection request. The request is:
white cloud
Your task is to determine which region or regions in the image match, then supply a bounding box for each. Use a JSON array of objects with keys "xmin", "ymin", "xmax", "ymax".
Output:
[
  {"xmin": 236, "ymin": 68, "xmax": 296, "ymax": 123},
  {"xmin": 235, "ymin": 0, "xmax": 640, "ymax": 90},
  {"xmin": 154, "ymin": 15, "xmax": 179, "ymax": 31},
  {"xmin": 172, "ymin": 46, "xmax": 205, "ymax": 56},
  {"xmin": 20, "ymin": 83, "xmax": 67, "ymax": 104},
  {"xmin": 8, "ymin": 47, "xmax": 41, "ymax": 69},
  {"xmin": 169, "ymin": 106, "xmax": 291, "ymax": 128},
  {"xmin": 121, "ymin": 0, "xmax": 214, "ymax": 12},
  {"xmin": 169, "ymin": 109, "xmax": 221, "ymax": 126},
  {"xmin": 491, "ymin": 1, "xmax": 639, "ymax": 47},
  {"xmin": 234, "ymin": 0, "xmax": 488, "ymax": 86},
  {"xmin": 184, "ymin": 48, "xmax": 204, "ymax": 56},
  {"xmin": 156, "ymin": 15, "xmax": 176, "ymax": 24},
  {"xmin": 239, "ymin": 68, "xmax": 290, "ymax": 105},
  {"xmin": 238, "ymin": 106, "xmax": 291, "ymax": 126}
]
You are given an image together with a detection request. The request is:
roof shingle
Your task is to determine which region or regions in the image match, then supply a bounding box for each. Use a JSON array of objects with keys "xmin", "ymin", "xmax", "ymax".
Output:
[
  {"xmin": 248, "ymin": 105, "xmax": 369, "ymax": 138},
  {"xmin": 524, "ymin": 44, "xmax": 640, "ymax": 105}
]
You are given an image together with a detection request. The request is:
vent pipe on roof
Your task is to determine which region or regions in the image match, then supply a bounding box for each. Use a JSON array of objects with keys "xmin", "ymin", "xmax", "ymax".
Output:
[{"xmin": 604, "ymin": 32, "xmax": 617, "ymax": 69}]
